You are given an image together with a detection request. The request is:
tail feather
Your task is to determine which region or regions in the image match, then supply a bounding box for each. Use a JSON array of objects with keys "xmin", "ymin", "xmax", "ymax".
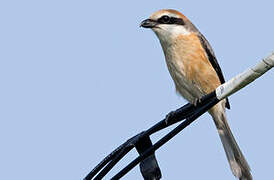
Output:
[{"xmin": 212, "ymin": 111, "xmax": 252, "ymax": 180}]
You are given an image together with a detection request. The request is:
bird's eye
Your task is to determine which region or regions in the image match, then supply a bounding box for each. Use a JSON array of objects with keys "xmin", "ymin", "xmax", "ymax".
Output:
[{"xmin": 159, "ymin": 15, "xmax": 170, "ymax": 23}]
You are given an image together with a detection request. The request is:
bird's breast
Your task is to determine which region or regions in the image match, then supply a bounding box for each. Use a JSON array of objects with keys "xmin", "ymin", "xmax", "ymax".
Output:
[{"xmin": 160, "ymin": 33, "xmax": 221, "ymax": 102}]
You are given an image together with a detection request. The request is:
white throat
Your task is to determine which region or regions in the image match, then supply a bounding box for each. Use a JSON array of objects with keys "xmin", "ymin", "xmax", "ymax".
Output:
[{"xmin": 153, "ymin": 24, "xmax": 190, "ymax": 45}]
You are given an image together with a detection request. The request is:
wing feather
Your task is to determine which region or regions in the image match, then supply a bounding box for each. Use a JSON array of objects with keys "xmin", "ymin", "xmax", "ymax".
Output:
[{"xmin": 198, "ymin": 34, "xmax": 231, "ymax": 109}]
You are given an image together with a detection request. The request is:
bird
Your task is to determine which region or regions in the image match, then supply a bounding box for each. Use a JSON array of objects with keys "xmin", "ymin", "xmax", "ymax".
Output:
[{"xmin": 140, "ymin": 9, "xmax": 252, "ymax": 180}]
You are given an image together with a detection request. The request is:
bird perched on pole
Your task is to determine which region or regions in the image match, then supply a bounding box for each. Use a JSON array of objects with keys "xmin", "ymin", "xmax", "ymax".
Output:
[{"xmin": 140, "ymin": 9, "xmax": 252, "ymax": 180}]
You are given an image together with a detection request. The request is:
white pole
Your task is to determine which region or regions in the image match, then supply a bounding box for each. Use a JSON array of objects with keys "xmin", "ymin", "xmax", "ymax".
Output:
[{"xmin": 216, "ymin": 53, "xmax": 274, "ymax": 100}]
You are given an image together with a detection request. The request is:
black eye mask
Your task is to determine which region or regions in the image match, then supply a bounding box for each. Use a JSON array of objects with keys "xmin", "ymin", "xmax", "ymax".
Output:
[{"xmin": 157, "ymin": 15, "xmax": 185, "ymax": 26}]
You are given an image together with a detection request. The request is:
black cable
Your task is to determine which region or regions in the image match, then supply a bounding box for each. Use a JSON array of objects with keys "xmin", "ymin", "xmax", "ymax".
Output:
[
  {"xmin": 84, "ymin": 91, "xmax": 218, "ymax": 180},
  {"xmin": 83, "ymin": 141, "xmax": 128, "ymax": 180},
  {"xmin": 111, "ymin": 96, "xmax": 219, "ymax": 179}
]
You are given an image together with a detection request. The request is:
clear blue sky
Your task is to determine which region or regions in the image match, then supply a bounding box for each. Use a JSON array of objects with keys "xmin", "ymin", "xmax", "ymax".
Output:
[{"xmin": 1, "ymin": 0, "xmax": 273, "ymax": 180}]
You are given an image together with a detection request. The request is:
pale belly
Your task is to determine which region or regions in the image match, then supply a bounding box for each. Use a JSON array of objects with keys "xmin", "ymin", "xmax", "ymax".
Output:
[{"xmin": 165, "ymin": 56, "xmax": 204, "ymax": 104}]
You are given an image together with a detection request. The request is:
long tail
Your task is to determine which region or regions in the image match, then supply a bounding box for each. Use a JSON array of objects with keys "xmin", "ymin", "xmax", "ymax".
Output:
[{"xmin": 211, "ymin": 111, "xmax": 252, "ymax": 180}]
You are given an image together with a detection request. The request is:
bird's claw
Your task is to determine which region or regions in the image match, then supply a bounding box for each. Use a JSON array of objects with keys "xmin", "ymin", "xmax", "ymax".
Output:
[
  {"xmin": 165, "ymin": 110, "xmax": 175, "ymax": 124},
  {"xmin": 193, "ymin": 98, "xmax": 202, "ymax": 106}
]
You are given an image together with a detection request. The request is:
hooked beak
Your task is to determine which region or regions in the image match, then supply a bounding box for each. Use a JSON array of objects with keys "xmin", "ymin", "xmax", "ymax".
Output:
[{"xmin": 140, "ymin": 19, "xmax": 158, "ymax": 28}]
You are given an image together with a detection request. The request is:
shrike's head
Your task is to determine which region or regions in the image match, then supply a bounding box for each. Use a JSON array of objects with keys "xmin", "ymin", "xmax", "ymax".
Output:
[{"xmin": 140, "ymin": 9, "xmax": 198, "ymax": 44}]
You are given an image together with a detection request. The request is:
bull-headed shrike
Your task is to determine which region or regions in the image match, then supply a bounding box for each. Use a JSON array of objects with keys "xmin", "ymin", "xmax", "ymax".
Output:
[{"xmin": 141, "ymin": 9, "xmax": 252, "ymax": 180}]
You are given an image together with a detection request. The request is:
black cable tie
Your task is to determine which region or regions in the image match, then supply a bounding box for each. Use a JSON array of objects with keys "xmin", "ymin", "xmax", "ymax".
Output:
[{"xmin": 135, "ymin": 134, "xmax": 161, "ymax": 180}]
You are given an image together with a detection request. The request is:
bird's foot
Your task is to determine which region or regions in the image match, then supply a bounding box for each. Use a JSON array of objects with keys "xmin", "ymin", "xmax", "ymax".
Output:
[
  {"xmin": 165, "ymin": 110, "xmax": 175, "ymax": 125},
  {"xmin": 193, "ymin": 98, "xmax": 202, "ymax": 107}
]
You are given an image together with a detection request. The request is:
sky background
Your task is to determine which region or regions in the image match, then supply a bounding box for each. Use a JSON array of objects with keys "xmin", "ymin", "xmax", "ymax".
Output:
[{"xmin": 1, "ymin": 0, "xmax": 274, "ymax": 180}]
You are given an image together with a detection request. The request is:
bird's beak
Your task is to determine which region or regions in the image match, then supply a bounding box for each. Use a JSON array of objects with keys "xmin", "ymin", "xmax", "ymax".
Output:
[{"xmin": 140, "ymin": 19, "xmax": 158, "ymax": 28}]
